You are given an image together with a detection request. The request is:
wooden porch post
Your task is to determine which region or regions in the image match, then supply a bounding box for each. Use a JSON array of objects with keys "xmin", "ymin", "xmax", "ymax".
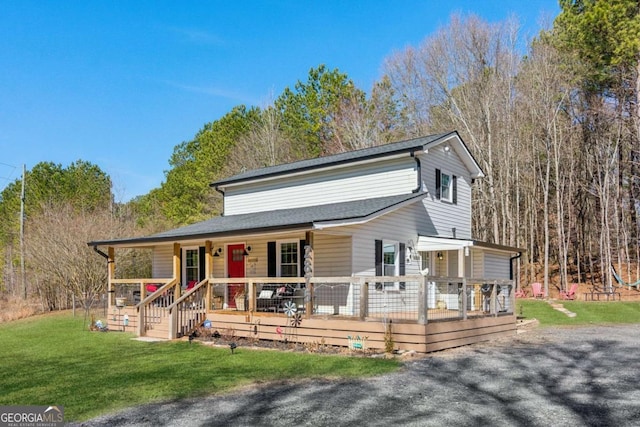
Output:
[
  {"xmin": 359, "ymin": 277, "xmax": 368, "ymax": 319},
  {"xmin": 418, "ymin": 275, "xmax": 428, "ymax": 324},
  {"xmin": 173, "ymin": 243, "xmax": 181, "ymax": 299},
  {"xmin": 304, "ymin": 231, "xmax": 314, "ymax": 318},
  {"xmin": 205, "ymin": 240, "xmax": 212, "ymax": 310}
]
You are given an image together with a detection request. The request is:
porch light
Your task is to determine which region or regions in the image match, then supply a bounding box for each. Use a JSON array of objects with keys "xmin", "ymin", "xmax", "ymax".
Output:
[
  {"xmin": 213, "ymin": 247, "xmax": 222, "ymax": 257},
  {"xmin": 437, "ymin": 251, "xmax": 443, "ymax": 260},
  {"xmin": 243, "ymin": 246, "xmax": 252, "ymax": 256}
]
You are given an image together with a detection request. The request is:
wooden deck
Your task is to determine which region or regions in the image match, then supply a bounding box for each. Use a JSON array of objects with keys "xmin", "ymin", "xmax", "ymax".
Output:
[{"xmin": 204, "ymin": 310, "xmax": 515, "ymax": 353}]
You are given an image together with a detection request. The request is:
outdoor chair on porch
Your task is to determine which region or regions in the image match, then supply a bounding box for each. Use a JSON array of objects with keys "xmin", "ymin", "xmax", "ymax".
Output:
[{"xmin": 559, "ymin": 283, "xmax": 578, "ymax": 300}]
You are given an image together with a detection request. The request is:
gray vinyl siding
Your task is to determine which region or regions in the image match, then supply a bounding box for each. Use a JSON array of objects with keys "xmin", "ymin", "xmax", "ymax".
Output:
[
  {"xmin": 224, "ymin": 157, "xmax": 418, "ymax": 215},
  {"xmin": 152, "ymin": 244, "xmax": 174, "ymax": 278},
  {"xmin": 313, "ymin": 234, "xmax": 352, "ymax": 277},
  {"xmin": 341, "ymin": 205, "xmax": 425, "ymax": 315},
  {"xmin": 483, "ymin": 250, "xmax": 511, "ymax": 280},
  {"xmin": 472, "ymin": 249, "xmax": 484, "ymax": 279},
  {"xmin": 419, "ymin": 145, "xmax": 472, "ymax": 239}
]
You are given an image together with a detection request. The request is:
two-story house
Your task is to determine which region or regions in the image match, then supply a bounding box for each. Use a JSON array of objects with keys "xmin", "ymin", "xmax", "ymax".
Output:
[{"xmin": 89, "ymin": 131, "xmax": 521, "ymax": 353}]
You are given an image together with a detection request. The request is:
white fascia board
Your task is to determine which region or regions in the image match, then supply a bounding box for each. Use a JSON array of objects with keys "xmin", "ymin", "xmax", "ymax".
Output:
[{"xmin": 416, "ymin": 236, "xmax": 473, "ymax": 252}]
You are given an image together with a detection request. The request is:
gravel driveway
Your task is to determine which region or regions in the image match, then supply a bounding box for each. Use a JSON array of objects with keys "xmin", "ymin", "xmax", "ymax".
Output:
[{"xmin": 74, "ymin": 324, "xmax": 640, "ymax": 427}]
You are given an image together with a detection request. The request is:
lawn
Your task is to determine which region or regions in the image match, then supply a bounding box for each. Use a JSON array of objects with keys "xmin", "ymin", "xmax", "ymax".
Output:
[
  {"xmin": 0, "ymin": 312, "xmax": 399, "ymax": 421},
  {"xmin": 516, "ymin": 299, "xmax": 640, "ymax": 326}
]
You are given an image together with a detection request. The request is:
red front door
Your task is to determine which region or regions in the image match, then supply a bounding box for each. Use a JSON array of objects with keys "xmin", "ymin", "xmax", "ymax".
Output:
[{"xmin": 227, "ymin": 244, "xmax": 245, "ymax": 308}]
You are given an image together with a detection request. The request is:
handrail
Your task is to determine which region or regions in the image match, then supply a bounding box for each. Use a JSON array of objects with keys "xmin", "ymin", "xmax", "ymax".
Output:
[
  {"xmin": 136, "ymin": 278, "xmax": 179, "ymax": 309},
  {"xmin": 167, "ymin": 278, "xmax": 208, "ymax": 311}
]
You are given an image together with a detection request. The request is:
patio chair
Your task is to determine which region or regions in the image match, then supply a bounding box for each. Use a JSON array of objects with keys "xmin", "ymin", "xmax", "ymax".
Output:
[
  {"xmin": 559, "ymin": 283, "xmax": 578, "ymax": 300},
  {"xmin": 515, "ymin": 288, "xmax": 527, "ymax": 298},
  {"xmin": 531, "ymin": 282, "xmax": 544, "ymax": 299}
]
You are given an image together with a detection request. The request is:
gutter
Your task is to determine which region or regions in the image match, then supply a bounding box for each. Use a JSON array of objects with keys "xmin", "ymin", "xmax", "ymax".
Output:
[
  {"xmin": 214, "ymin": 186, "xmax": 225, "ymax": 216},
  {"xmin": 411, "ymin": 150, "xmax": 422, "ymax": 193},
  {"xmin": 92, "ymin": 245, "xmax": 113, "ymax": 263}
]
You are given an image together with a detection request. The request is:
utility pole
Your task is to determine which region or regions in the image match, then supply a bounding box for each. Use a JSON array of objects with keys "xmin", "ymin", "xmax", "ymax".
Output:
[{"xmin": 20, "ymin": 164, "xmax": 26, "ymax": 299}]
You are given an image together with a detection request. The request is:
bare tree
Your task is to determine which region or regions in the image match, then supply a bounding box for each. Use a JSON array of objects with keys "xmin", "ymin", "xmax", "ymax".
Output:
[{"xmin": 24, "ymin": 201, "xmax": 138, "ymax": 313}]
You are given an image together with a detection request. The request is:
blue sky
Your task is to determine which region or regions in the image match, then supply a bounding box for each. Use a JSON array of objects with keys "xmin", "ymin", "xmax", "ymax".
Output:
[{"xmin": 0, "ymin": 1, "xmax": 560, "ymax": 202}]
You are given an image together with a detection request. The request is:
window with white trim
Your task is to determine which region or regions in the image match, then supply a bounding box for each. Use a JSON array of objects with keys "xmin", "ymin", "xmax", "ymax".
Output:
[
  {"xmin": 277, "ymin": 240, "xmax": 299, "ymax": 277},
  {"xmin": 383, "ymin": 240, "xmax": 399, "ymax": 290},
  {"xmin": 436, "ymin": 169, "xmax": 457, "ymax": 204},
  {"xmin": 183, "ymin": 247, "xmax": 199, "ymax": 284}
]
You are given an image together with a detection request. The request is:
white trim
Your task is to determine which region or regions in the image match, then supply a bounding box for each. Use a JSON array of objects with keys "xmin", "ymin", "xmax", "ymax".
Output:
[
  {"xmin": 181, "ymin": 246, "xmax": 200, "ymax": 286},
  {"xmin": 276, "ymin": 239, "xmax": 300, "ymax": 278}
]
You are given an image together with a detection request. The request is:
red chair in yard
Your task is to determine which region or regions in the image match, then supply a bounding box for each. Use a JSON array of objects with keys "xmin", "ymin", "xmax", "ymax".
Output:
[
  {"xmin": 515, "ymin": 288, "xmax": 528, "ymax": 298},
  {"xmin": 560, "ymin": 283, "xmax": 578, "ymax": 300},
  {"xmin": 531, "ymin": 282, "xmax": 544, "ymax": 299}
]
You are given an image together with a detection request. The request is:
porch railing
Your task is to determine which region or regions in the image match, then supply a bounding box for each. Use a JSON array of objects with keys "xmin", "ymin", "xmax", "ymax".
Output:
[
  {"xmin": 168, "ymin": 278, "xmax": 208, "ymax": 339},
  {"xmin": 135, "ymin": 278, "xmax": 180, "ymax": 336},
  {"xmin": 207, "ymin": 276, "xmax": 515, "ymax": 324}
]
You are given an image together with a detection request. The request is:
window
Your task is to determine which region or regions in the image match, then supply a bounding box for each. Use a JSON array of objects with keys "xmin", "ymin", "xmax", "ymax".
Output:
[
  {"xmin": 383, "ymin": 242, "xmax": 398, "ymax": 290},
  {"xmin": 375, "ymin": 240, "xmax": 405, "ymax": 291},
  {"xmin": 436, "ymin": 169, "xmax": 457, "ymax": 204},
  {"xmin": 184, "ymin": 248, "xmax": 199, "ymax": 284},
  {"xmin": 278, "ymin": 241, "xmax": 299, "ymax": 277}
]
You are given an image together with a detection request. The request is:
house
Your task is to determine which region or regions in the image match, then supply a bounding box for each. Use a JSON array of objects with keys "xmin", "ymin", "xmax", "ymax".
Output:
[{"xmin": 89, "ymin": 131, "xmax": 522, "ymax": 353}]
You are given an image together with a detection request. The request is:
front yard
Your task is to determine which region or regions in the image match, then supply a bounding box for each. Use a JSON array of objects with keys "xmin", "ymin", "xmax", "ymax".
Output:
[{"xmin": 0, "ymin": 311, "xmax": 398, "ymax": 422}]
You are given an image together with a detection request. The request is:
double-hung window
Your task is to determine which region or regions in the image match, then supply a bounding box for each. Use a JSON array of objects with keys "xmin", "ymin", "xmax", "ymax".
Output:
[
  {"xmin": 375, "ymin": 240, "xmax": 405, "ymax": 291},
  {"xmin": 278, "ymin": 240, "xmax": 299, "ymax": 277},
  {"xmin": 436, "ymin": 168, "xmax": 457, "ymax": 204}
]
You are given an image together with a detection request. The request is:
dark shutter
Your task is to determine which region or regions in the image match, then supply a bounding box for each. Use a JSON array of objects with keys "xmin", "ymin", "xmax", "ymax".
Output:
[
  {"xmin": 199, "ymin": 246, "xmax": 206, "ymax": 281},
  {"xmin": 435, "ymin": 169, "xmax": 441, "ymax": 199},
  {"xmin": 452, "ymin": 175, "xmax": 457, "ymax": 205},
  {"xmin": 267, "ymin": 241, "xmax": 277, "ymax": 277},
  {"xmin": 399, "ymin": 243, "xmax": 406, "ymax": 290},
  {"xmin": 180, "ymin": 250, "xmax": 184, "ymax": 285},
  {"xmin": 299, "ymin": 239, "xmax": 306, "ymax": 277},
  {"xmin": 375, "ymin": 240, "xmax": 383, "ymax": 290}
]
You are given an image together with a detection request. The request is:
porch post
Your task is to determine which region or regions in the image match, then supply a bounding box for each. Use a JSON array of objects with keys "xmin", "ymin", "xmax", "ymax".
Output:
[
  {"xmin": 304, "ymin": 231, "xmax": 314, "ymax": 318},
  {"xmin": 248, "ymin": 279, "xmax": 256, "ymax": 312},
  {"xmin": 205, "ymin": 240, "xmax": 212, "ymax": 310},
  {"xmin": 107, "ymin": 247, "xmax": 115, "ymax": 307},
  {"xmin": 418, "ymin": 275, "xmax": 428, "ymax": 324},
  {"xmin": 359, "ymin": 277, "xmax": 368, "ymax": 319},
  {"xmin": 173, "ymin": 243, "xmax": 181, "ymax": 299},
  {"xmin": 461, "ymin": 277, "xmax": 468, "ymax": 320}
]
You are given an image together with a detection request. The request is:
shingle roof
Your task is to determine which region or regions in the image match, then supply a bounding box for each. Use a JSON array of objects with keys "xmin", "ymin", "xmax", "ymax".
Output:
[
  {"xmin": 88, "ymin": 192, "xmax": 427, "ymax": 247},
  {"xmin": 212, "ymin": 132, "xmax": 454, "ymax": 187}
]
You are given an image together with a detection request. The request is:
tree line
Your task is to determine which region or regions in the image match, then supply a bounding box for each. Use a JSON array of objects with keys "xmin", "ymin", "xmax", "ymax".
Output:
[{"xmin": 1, "ymin": 1, "xmax": 639, "ymax": 309}]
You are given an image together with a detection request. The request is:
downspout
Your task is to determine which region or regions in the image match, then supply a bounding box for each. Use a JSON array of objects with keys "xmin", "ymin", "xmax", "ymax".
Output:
[
  {"xmin": 510, "ymin": 252, "xmax": 523, "ymax": 283},
  {"xmin": 93, "ymin": 245, "xmax": 110, "ymax": 261},
  {"xmin": 411, "ymin": 151, "xmax": 422, "ymax": 193},
  {"xmin": 214, "ymin": 185, "xmax": 225, "ymax": 216}
]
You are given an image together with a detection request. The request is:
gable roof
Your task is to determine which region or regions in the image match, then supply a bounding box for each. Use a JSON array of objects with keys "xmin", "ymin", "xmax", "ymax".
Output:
[
  {"xmin": 212, "ymin": 131, "xmax": 483, "ymax": 189},
  {"xmin": 89, "ymin": 192, "xmax": 428, "ymax": 247}
]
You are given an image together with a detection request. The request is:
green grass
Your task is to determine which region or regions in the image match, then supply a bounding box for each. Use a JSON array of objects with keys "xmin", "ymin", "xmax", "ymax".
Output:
[
  {"xmin": 516, "ymin": 299, "xmax": 640, "ymax": 326},
  {"xmin": 0, "ymin": 312, "xmax": 399, "ymax": 421}
]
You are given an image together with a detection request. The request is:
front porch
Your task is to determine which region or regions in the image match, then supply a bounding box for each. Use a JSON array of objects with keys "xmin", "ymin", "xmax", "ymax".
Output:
[{"xmin": 108, "ymin": 274, "xmax": 516, "ymax": 353}]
